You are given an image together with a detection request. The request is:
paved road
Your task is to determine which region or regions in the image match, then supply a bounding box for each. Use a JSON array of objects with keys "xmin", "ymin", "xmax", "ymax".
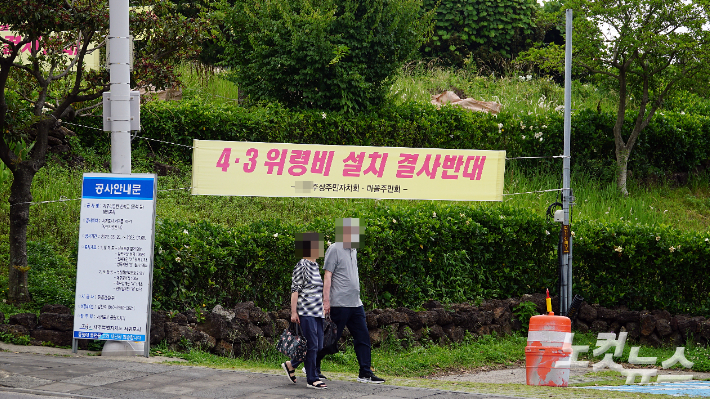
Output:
[{"xmin": 0, "ymin": 351, "xmax": 525, "ymax": 399}]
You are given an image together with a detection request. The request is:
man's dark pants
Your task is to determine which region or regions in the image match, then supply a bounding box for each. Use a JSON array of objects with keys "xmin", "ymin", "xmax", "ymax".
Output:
[{"xmin": 316, "ymin": 305, "xmax": 372, "ymax": 374}]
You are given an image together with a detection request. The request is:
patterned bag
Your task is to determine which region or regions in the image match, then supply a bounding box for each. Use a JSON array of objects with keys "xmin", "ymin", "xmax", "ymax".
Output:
[{"xmin": 276, "ymin": 322, "xmax": 307, "ymax": 362}]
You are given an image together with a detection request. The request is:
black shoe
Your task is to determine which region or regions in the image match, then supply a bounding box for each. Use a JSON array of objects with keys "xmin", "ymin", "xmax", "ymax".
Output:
[{"xmin": 357, "ymin": 372, "xmax": 385, "ymax": 384}]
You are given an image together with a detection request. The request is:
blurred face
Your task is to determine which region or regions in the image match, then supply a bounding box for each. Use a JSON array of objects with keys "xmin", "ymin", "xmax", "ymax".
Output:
[
  {"xmin": 336, "ymin": 218, "xmax": 363, "ymax": 249},
  {"xmin": 295, "ymin": 232, "xmax": 324, "ymax": 258}
]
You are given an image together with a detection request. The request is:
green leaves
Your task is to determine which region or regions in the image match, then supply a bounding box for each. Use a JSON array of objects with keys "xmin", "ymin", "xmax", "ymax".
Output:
[
  {"xmin": 422, "ymin": 0, "xmax": 541, "ymax": 66},
  {"xmin": 224, "ymin": 0, "xmax": 434, "ymax": 112},
  {"xmin": 573, "ymin": 221, "xmax": 710, "ymax": 314},
  {"xmin": 152, "ymin": 203, "xmax": 560, "ymax": 311}
]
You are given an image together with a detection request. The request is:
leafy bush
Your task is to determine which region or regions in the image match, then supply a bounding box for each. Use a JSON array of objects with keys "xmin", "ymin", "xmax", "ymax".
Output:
[
  {"xmin": 513, "ymin": 301, "xmax": 538, "ymax": 331},
  {"xmin": 0, "ymin": 330, "xmax": 31, "ymax": 345},
  {"xmin": 421, "ymin": 0, "xmax": 541, "ymax": 66},
  {"xmin": 89, "ymin": 99, "xmax": 710, "ymax": 179},
  {"xmin": 573, "ymin": 221, "xmax": 710, "ymax": 315},
  {"xmin": 4, "ymin": 205, "xmax": 707, "ymax": 316},
  {"xmin": 26, "ymin": 241, "xmax": 76, "ymax": 308},
  {"xmin": 223, "ymin": 0, "xmax": 434, "ymax": 112},
  {"xmin": 152, "ymin": 202, "xmax": 710, "ymax": 315},
  {"xmin": 152, "ymin": 203, "xmax": 560, "ymax": 311},
  {"xmin": 0, "ymin": 240, "xmax": 75, "ymax": 309}
]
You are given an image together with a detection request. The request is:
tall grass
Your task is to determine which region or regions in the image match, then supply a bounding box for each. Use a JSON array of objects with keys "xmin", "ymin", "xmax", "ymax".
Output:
[
  {"xmin": 172, "ymin": 61, "xmax": 621, "ymax": 117},
  {"xmin": 387, "ymin": 62, "xmax": 620, "ymax": 115},
  {"xmin": 177, "ymin": 62, "xmax": 240, "ymax": 104}
]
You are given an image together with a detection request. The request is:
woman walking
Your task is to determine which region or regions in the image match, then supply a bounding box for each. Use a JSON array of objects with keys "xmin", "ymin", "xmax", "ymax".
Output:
[{"xmin": 281, "ymin": 232, "xmax": 327, "ymax": 389}]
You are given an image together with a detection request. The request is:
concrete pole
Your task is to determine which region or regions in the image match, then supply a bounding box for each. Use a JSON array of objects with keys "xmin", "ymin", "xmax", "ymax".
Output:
[
  {"xmin": 109, "ymin": 0, "xmax": 131, "ymax": 173},
  {"xmin": 561, "ymin": 9, "xmax": 573, "ymax": 315}
]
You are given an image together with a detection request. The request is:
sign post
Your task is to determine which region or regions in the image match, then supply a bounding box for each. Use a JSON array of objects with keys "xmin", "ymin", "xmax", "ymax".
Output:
[
  {"xmin": 72, "ymin": 173, "xmax": 157, "ymax": 357},
  {"xmin": 560, "ymin": 9, "xmax": 574, "ymax": 315}
]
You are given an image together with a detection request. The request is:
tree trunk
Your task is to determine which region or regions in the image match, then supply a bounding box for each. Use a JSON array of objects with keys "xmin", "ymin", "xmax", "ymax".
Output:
[
  {"xmin": 616, "ymin": 151, "xmax": 630, "ymax": 197},
  {"xmin": 7, "ymin": 163, "xmax": 36, "ymax": 304},
  {"xmin": 6, "ymin": 117, "xmax": 50, "ymax": 305}
]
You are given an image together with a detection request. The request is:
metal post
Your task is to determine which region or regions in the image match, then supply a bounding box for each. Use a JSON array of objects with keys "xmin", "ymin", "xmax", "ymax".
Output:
[
  {"xmin": 561, "ymin": 9, "xmax": 573, "ymax": 315},
  {"xmin": 109, "ymin": 0, "xmax": 131, "ymax": 173},
  {"xmin": 103, "ymin": 0, "xmax": 134, "ymax": 356}
]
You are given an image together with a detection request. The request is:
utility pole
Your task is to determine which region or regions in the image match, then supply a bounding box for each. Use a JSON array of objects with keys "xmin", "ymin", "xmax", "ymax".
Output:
[
  {"xmin": 560, "ymin": 9, "xmax": 573, "ymax": 315},
  {"xmin": 108, "ymin": 0, "xmax": 132, "ymax": 173}
]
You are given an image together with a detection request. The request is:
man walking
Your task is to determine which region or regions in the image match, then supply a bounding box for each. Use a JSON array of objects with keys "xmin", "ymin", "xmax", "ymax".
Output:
[{"xmin": 322, "ymin": 217, "xmax": 385, "ymax": 383}]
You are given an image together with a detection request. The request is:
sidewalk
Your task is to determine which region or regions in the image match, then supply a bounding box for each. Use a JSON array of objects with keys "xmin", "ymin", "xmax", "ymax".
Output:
[{"xmin": 0, "ymin": 343, "xmax": 524, "ymax": 399}]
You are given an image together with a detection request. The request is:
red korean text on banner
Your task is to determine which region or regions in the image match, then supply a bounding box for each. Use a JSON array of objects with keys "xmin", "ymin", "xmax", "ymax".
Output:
[
  {"xmin": 288, "ymin": 150, "xmax": 311, "ymax": 176},
  {"xmin": 311, "ymin": 151, "xmax": 335, "ymax": 176},
  {"xmin": 441, "ymin": 155, "xmax": 465, "ymax": 179},
  {"xmin": 265, "ymin": 149, "xmax": 288, "ymax": 175},
  {"xmin": 416, "ymin": 154, "xmax": 442, "ymax": 179},
  {"xmin": 343, "ymin": 152, "xmax": 366, "ymax": 177},
  {"xmin": 216, "ymin": 148, "xmax": 231, "ymax": 172},
  {"xmin": 244, "ymin": 148, "xmax": 258, "ymax": 173},
  {"xmin": 363, "ymin": 152, "xmax": 389, "ymax": 178},
  {"xmin": 462, "ymin": 156, "xmax": 486, "ymax": 180},
  {"xmin": 396, "ymin": 153, "xmax": 418, "ymax": 178}
]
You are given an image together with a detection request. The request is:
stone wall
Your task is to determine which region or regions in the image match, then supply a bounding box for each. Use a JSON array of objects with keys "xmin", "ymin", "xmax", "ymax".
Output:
[{"xmin": 2, "ymin": 295, "xmax": 709, "ymax": 354}]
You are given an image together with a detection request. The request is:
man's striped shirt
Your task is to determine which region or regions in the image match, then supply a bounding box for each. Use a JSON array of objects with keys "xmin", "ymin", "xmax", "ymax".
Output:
[{"xmin": 290, "ymin": 258, "xmax": 324, "ymax": 318}]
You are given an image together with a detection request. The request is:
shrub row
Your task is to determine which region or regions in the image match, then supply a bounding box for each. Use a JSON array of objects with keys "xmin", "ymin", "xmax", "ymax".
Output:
[
  {"xmin": 11, "ymin": 201, "xmax": 710, "ymax": 315},
  {"xmin": 152, "ymin": 203, "xmax": 558, "ymax": 312},
  {"xmin": 74, "ymin": 101, "xmax": 710, "ymax": 178},
  {"xmin": 151, "ymin": 202, "xmax": 710, "ymax": 315}
]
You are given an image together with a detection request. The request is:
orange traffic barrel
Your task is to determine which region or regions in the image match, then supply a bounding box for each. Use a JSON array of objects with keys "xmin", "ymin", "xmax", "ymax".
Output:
[{"xmin": 525, "ymin": 314, "xmax": 572, "ymax": 387}]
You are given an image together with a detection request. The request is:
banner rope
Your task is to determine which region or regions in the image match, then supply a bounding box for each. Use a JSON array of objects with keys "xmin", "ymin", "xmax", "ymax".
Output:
[{"xmin": 503, "ymin": 188, "xmax": 563, "ymax": 196}]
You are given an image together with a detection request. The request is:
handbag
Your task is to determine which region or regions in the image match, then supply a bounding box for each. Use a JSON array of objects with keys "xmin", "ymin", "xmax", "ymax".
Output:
[
  {"xmin": 276, "ymin": 322, "xmax": 307, "ymax": 362},
  {"xmin": 320, "ymin": 315, "xmax": 339, "ymax": 355}
]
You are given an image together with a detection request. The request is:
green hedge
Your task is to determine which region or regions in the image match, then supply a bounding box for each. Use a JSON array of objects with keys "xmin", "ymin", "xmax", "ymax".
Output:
[
  {"xmin": 152, "ymin": 203, "xmax": 558, "ymax": 311},
  {"xmin": 573, "ymin": 222, "xmax": 710, "ymax": 315},
  {"xmin": 151, "ymin": 202, "xmax": 710, "ymax": 315},
  {"xmin": 74, "ymin": 101, "xmax": 710, "ymax": 178},
  {"xmin": 0, "ymin": 239, "xmax": 76, "ymax": 310}
]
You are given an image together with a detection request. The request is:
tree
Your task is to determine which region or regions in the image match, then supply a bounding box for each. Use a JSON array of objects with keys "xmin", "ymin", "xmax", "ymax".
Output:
[
  {"xmin": 421, "ymin": 0, "xmax": 543, "ymax": 68},
  {"xmin": 224, "ymin": 0, "xmax": 434, "ymax": 112},
  {"xmin": 567, "ymin": 0, "xmax": 710, "ymax": 195},
  {"xmin": 0, "ymin": 0, "xmax": 208, "ymax": 304}
]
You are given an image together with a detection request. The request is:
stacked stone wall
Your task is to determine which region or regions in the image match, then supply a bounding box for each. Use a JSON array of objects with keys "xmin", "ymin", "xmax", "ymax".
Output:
[{"xmin": 2, "ymin": 294, "xmax": 708, "ymax": 354}]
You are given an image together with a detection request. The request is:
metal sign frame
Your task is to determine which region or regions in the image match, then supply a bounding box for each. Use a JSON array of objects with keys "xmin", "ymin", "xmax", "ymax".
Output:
[{"xmin": 72, "ymin": 173, "xmax": 157, "ymax": 357}]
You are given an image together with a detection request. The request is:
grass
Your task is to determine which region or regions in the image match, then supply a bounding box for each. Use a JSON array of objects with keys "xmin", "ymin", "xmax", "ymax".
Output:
[
  {"xmin": 149, "ymin": 331, "xmax": 710, "ymax": 377},
  {"xmin": 387, "ymin": 62, "xmax": 620, "ymax": 116},
  {"xmin": 174, "ymin": 60, "xmax": 622, "ymax": 117},
  {"xmin": 177, "ymin": 62, "xmax": 240, "ymax": 104},
  {"xmin": 0, "ymin": 159, "xmax": 706, "ymax": 255}
]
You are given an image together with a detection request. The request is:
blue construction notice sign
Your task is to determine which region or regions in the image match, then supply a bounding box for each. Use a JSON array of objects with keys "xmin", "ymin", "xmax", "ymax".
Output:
[{"xmin": 73, "ymin": 173, "xmax": 157, "ymax": 344}]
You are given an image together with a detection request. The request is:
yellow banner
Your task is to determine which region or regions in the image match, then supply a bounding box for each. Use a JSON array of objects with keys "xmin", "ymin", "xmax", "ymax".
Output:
[{"xmin": 192, "ymin": 140, "xmax": 506, "ymax": 201}]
